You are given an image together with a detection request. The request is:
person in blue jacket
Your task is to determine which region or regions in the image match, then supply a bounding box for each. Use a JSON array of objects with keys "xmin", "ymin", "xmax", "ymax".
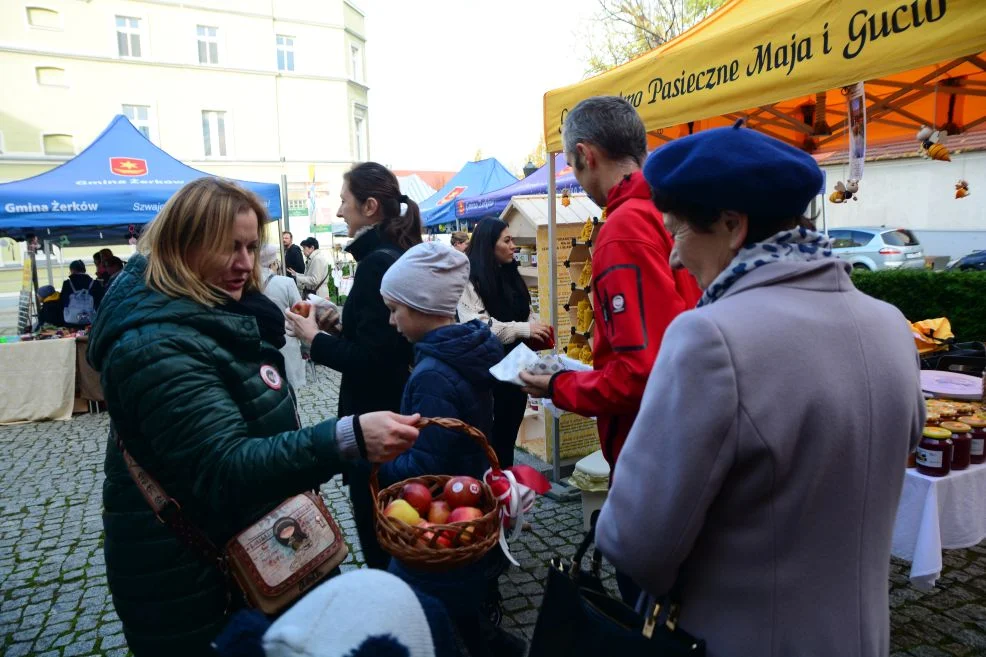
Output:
[{"xmin": 373, "ymin": 241, "xmax": 525, "ymax": 657}]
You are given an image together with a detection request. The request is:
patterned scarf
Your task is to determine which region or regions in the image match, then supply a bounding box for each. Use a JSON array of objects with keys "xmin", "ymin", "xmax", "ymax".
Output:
[{"xmin": 698, "ymin": 226, "xmax": 835, "ymax": 307}]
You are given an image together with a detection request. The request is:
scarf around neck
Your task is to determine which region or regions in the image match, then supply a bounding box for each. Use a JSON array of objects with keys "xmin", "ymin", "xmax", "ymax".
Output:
[
  {"xmin": 698, "ymin": 226, "xmax": 835, "ymax": 307},
  {"xmin": 219, "ymin": 290, "xmax": 287, "ymax": 349}
]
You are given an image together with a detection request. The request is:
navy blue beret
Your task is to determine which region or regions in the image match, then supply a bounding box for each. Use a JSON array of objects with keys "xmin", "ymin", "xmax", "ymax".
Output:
[{"xmin": 643, "ymin": 120, "xmax": 823, "ymax": 218}]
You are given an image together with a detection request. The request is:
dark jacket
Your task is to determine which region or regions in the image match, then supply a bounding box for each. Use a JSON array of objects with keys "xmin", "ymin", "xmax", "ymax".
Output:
[
  {"xmin": 88, "ymin": 255, "xmax": 347, "ymax": 657},
  {"xmin": 379, "ymin": 320, "xmax": 503, "ymax": 486},
  {"xmin": 60, "ymin": 273, "xmax": 104, "ymax": 326},
  {"xmin": 310, "ymin": 226, "xmax": 413, "ymax": 416},
  {"xmin": 285, "ymin": 243, "xmax": 305, "ymax": 276}
]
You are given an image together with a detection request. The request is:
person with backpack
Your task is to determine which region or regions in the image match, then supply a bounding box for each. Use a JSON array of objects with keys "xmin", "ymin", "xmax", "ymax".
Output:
[{"xmin": 60, "ymin": 260, "xmax": 104, "ymax": 327}]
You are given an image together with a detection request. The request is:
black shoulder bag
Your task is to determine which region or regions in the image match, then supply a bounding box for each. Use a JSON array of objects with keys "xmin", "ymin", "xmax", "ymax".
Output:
[{"xmin": 528, "ymin": 513, "xmax": 705, "ymax": 657}]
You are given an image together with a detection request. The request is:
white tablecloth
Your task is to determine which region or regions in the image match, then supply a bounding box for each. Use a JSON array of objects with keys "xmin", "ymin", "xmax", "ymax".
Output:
[
  {"xmin": 0, "ymin": 338, "xmax": 76, "ymax": 424},
  {"xmin": 892, "ymin": 462, "xmax": 986, "ymax": 590}
]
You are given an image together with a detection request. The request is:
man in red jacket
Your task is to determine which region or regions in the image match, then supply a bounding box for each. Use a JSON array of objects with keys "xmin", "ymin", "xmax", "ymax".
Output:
[{"xmin": 521, "ymin": 95, "xmax": 699, "ymax": 602}]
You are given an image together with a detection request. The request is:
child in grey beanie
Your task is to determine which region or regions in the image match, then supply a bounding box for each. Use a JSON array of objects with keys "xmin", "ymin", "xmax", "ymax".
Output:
[{"xmin": 380, "ymin": 241, "xmax": 469, "ymax": 318}]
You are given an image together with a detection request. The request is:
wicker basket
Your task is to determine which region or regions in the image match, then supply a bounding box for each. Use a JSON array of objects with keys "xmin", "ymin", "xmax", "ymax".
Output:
[{"xmin": 371, "ymin": 417, "xmax": 501, "ymax": 571}]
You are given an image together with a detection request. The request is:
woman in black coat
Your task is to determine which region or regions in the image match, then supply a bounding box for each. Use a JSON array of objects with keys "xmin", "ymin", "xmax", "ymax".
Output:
[
  {"xmin": 457, "ymin": 218, "xmax": 552, "ymax": 469},
  {"xmin": 287, "ymin": 162, "xmax": 422, "ymax": 568}
]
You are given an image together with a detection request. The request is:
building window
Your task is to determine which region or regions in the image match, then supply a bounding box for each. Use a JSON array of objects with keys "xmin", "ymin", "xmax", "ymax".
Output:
[
  {"xmin": 197, "ymin": 25, "xmax": 219, "ymax": 65},
  {"xmin": 276, "ymin": 35, "xmax": 295, "ymax": 72},
  {"xmin": 116, "ymin": 16, "xmax": 142, "ymax": 58},
  {"xmin": 122, "ymin": 104, "xmax": 152, "ymax": 140},
  {"xmin": 202, "ymin": 110, "xmax": 227, "ymax": 157},
  {"xmin": 43, "ymin": 134, "xmax": 74, "ymax": 155},
  {"xmin": 353, "ymin": 109, "xmax": 367, "ymax": 161},
  {"xmin": 351, "ymin": 44, "xmax": 363, "ymax": 82},
  {"xmin": 35, "ymin": 66, "xmax": 67, "ymax": 87},
  {"xmin": 26, "ymin": 7, "xmax": 61, "ymax": 29}
]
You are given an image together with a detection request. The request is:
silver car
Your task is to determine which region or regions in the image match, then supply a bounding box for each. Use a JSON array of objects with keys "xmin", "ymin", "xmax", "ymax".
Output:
[{"xmin": 827, "ymin": 227, "xmax": 925, "ymax": 271}]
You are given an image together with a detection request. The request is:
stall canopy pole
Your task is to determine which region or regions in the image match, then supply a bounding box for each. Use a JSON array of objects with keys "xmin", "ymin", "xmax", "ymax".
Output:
[
  {"xmin": 547, "ymin": 153, "xmax": 563, "ymax": 484},
  {"xmin": 278, "ymin": 175, "xmax": 289, "ymax": 275},
  {"xmin": 43, "ymin": 240, "xmax": 53, "ymax": 286}
]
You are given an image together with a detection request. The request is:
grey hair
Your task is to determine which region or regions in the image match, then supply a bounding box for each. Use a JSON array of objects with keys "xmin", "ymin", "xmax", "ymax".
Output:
[{"xmin": 562, "ymin": 96, "xmax": 647, "ymax": 166}]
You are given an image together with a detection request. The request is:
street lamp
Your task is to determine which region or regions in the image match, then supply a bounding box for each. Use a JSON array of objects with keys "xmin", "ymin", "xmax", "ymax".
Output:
[{"xmin": 523, "ymin": 160, "xmax": 538, "ymax": 178}]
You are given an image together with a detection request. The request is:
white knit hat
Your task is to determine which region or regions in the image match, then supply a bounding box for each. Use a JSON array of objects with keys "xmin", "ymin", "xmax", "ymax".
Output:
[
  {"xmin": 262, "ymin": 569, "xmax": 436, "ymax": 657},
  {"xmin": 260, "ymin": 244, "xmax": 280, "ymax": 268},
  {"xmin": 380, "ymin": 242, "xmax": 469, "ymax": 318}
]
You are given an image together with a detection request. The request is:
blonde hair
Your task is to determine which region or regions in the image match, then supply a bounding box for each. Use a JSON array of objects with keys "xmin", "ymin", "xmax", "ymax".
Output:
[
  {"xmin": 138, "ymin": 177, "xmax": 268, "ymax": 306},
  {"xmin": 450, "ymin": 231, "xmax": 469, "ymax": 245}
]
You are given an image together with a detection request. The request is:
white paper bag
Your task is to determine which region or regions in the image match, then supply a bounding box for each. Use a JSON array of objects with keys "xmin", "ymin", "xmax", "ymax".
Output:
[{"xmin": 489, "ymin": 343, "xmax": 539, "ymax": 386}]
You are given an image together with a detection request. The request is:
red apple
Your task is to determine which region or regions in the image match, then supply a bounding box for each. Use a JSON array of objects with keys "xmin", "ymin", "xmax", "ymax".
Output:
[
  {"xmin": 291, "ymin": 301, "xmax": 312, "ymax": 318},
  {"xmin": 427, "ymin": 500, "xmax": 451, "ymax": 524},
  {"xmin": 416, "ymin": 523, "xmax": 452, "ymax": 549},
  {"xmin": 448, "ymin": 506, "xmax": 483, "ymax": 523},
  {"xmin": 400, "ymin": 482, "xmax": 433, "ymax": 516},
  {"xmin": 443, "ymin": 476, "xmax": 483, "ymax": 508}
]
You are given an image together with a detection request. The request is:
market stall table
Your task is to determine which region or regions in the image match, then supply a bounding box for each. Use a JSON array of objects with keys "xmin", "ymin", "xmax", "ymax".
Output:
[
  {"xmin": 0, "ymin": 338, "xmax": 76, "ymax": 424},
  {"xmin": 892, "ymin": 462, "xmax": 986, "ymax": 590},
  {"xmin": 74, "ymin": 336, "xmax": 103, "ymax": 405}
]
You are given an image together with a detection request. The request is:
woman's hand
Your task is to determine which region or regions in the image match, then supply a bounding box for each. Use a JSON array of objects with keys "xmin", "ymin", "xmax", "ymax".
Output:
[
  {"xmin": 316, "ymin": 305, "xmax": 342, "ymax": 335},
  {"xmin": 285, "ymin": 308, "xmax": 320, "ymax": 345},
  {"xmin": 528, "ymin": 320, "xmax": 553, "ymax": 344},
  {"xmin": 359, "ymin": 412, "xmax": 420, "ymax": 462}
]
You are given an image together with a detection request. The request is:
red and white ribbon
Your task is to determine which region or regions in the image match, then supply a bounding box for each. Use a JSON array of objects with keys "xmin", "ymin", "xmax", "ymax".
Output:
[{"xmin": 483, "ymin": 465, "xmax": 550, "ymax": 565}]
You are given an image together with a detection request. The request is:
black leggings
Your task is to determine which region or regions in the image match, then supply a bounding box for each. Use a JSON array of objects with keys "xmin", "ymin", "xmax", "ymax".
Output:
[{"xmin": 492, "ymin": 382, "xmax": 528, "ymax": 469}]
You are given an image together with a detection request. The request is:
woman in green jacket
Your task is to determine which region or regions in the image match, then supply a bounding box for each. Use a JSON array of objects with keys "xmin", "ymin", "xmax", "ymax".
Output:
[{"xmin": 88, "ymin": 178, "xmax": 420, "ymax": 657}]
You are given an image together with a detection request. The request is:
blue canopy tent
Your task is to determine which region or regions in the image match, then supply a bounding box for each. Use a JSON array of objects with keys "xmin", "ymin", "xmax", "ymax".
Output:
[
  {"xmin": 455, "ymin": 153, "xmax": 581, "ymax": 222},
  {"xmin": 420, "ymin": 158, "xmax": 517, "ymax": 229},
  {"xmin": 0, "ymin": 115, "xmax": 282, "ymax": 244}
]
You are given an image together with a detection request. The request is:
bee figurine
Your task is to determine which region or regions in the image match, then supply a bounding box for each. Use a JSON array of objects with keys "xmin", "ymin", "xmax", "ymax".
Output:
[
  {"xmin": 829, "ymin": 179, "xmax": 859, "ymax": 204},
  {"xmin": 955, "ymin": 180, "xmax": 971, "ymax": 199},
  {"xmin": 561, "ymin": 189, "xmax": 571, "ymax": 207},
  {"xmin": 917, "ymin": 125, "xmax": 952, "ymax": 162}
]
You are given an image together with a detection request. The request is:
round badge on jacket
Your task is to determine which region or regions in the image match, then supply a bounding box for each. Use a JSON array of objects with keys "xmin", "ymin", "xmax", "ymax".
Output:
[{"xmin": 260, "ymin": 364, "xmax": 283, "ymax": 390}]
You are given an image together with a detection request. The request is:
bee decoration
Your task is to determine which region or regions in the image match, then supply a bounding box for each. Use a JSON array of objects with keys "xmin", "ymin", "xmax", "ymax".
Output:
[
  {"xmin": 955, "ymin": 180, "xmax": 970, "ymax": 199},
  {"xmin": 829, "ymin": 179, "xmax": 860, "ymax": 204},
  {"xmin": 561, "ymin": 188, "xmax": 571, "ymax": 207},
  {"xmin": 917, "ymin": 125, "xmax": 952, "ymax": 162}
]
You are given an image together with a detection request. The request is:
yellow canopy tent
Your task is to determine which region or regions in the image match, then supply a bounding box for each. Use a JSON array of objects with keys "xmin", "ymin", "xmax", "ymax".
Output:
[
  {"xmin": 543, "ymin": 0, "xmax": 986, "ymax": 153},
  {"xmin": 535, "ymin": 0, "xmax": 986, "ymax": 481}
]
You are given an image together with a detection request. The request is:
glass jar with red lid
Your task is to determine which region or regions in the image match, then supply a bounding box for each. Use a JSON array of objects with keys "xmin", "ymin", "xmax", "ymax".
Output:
[
  {"xmin": 941, "ymin": 421, "xmax": 973, "ymax": 471},
  {"xmin": 959, "ymin": 416, "xmax": 986, "ymax": 465},
  {"xmin": 916, "ymin": 427, "xmax": 953, "ymax": 477}
]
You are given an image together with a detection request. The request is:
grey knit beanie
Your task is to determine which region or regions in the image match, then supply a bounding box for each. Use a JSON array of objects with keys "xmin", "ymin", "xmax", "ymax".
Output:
[{"xmin": 380, "ymin": 241, "xmax": 469, "ymax": 318}]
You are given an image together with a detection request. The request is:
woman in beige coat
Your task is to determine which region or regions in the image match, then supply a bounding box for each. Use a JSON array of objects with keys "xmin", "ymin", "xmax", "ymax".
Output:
[{"xmin": 597, "ymin": 123, "xmax": 925, "ymax": 657}]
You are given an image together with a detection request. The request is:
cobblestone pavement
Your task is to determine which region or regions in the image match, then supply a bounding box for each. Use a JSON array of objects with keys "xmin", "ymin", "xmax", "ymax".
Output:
[{"xmin": 2, "ymin": 366, "xmax": 986, "ymax": 656}]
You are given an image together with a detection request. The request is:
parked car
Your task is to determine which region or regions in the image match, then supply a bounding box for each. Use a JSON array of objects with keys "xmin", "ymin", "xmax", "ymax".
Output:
[
  {"xmin": 827, "ymin": 227, "xmax": 925, "ymax": 271},
  {"xmin": 946, "ymin": 250, "xmax": 986, "ymax": 271}
]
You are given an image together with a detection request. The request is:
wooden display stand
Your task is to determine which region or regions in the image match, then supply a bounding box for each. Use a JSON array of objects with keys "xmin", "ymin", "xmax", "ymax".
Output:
[{"xmin": 501, "ymin": 194, "xmax": 603, "ymax": 464}]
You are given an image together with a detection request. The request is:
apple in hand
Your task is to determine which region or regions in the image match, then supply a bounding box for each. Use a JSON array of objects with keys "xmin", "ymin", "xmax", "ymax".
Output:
[
  {"xmin": 444, "ymin": 476, "xmax": 483, "ymax": 508},
  {"xmin": 383, "ymin": 499, "xmax": 421, "ymax": 526},
  {"xmin": 400, "ymin": 482, "xmax": 433, "ymax": 516},
  {"xmin": 427, "ymin": 500, "xmax": 451, "ymax": 524},
  {"xmin": 291, "ymin": 301, "xmax": 312, "ymax": 318}
]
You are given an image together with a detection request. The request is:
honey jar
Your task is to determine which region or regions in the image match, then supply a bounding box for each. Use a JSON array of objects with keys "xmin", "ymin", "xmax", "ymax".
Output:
[
  {"xmin": 959, "ymin": 416, "xmax": 986, "ymax": 465},
  {"xmin": 941, "ymin": 421, "xmax": 973, "ymax": 471},
  {"xmin": 916, "ymin": 426, "xmax": 953, "ymax": 477}
]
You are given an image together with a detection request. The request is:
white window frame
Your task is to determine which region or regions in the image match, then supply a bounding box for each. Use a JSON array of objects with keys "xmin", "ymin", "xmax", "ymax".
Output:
[
  {"xmin": 122, "ymin": 104, "xmax": 154, "ymax": 141},
  {"xmin": 352, "ymin": 105, "xmax": 367, "ymax": 161},
  {"xmin": 350, "ymin": 43, "xmax": 363, "ymax": 83},
  {"xmin": 115, "ymin": 15, "xmax": 144, "ymax": 59},
  {"xmin": 197, "ymin": 25, "xmax": 220, "ymax": 65},
  {"xmin": 276, "ymin": 34, "xmax": 295, "ymax": 72},
  {"xmin": 35, "ymin": 65, "xmax": 68, "ymax": 88},
  {"xmin": 25, "ymin": 6, "xmax": 63, "ymax": 31},
  {"xmin": 201, "ymin": 110, "xmax": 229, "ymax": 158},
  {"xmin": 41, "ymin": 133, "xmax": 75, "ymax": 156}
]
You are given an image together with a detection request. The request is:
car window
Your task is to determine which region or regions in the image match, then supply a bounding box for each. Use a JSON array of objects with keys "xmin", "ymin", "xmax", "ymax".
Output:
[
  {"xmin": 828, "ymin": 230, "xmax": 854, "ymax": 249},
  {"xmin": 881, "ymin": 229, "xmax": 920, "ymax": 246},
  {"xmin": 851, "ymin": 231, "xmax": 876, "ymax": 247}
]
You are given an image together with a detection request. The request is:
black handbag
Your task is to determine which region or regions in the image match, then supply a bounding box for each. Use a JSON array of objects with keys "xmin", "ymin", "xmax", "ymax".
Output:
[{"xmin": 528, "ymin": 514, "xmax": 705, "ymax": 657}]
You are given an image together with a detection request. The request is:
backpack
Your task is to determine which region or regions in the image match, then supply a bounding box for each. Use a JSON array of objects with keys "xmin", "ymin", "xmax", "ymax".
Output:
[{"xmin": 63, "ymin": 279, "xmax": 96, "ymax": 325}]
